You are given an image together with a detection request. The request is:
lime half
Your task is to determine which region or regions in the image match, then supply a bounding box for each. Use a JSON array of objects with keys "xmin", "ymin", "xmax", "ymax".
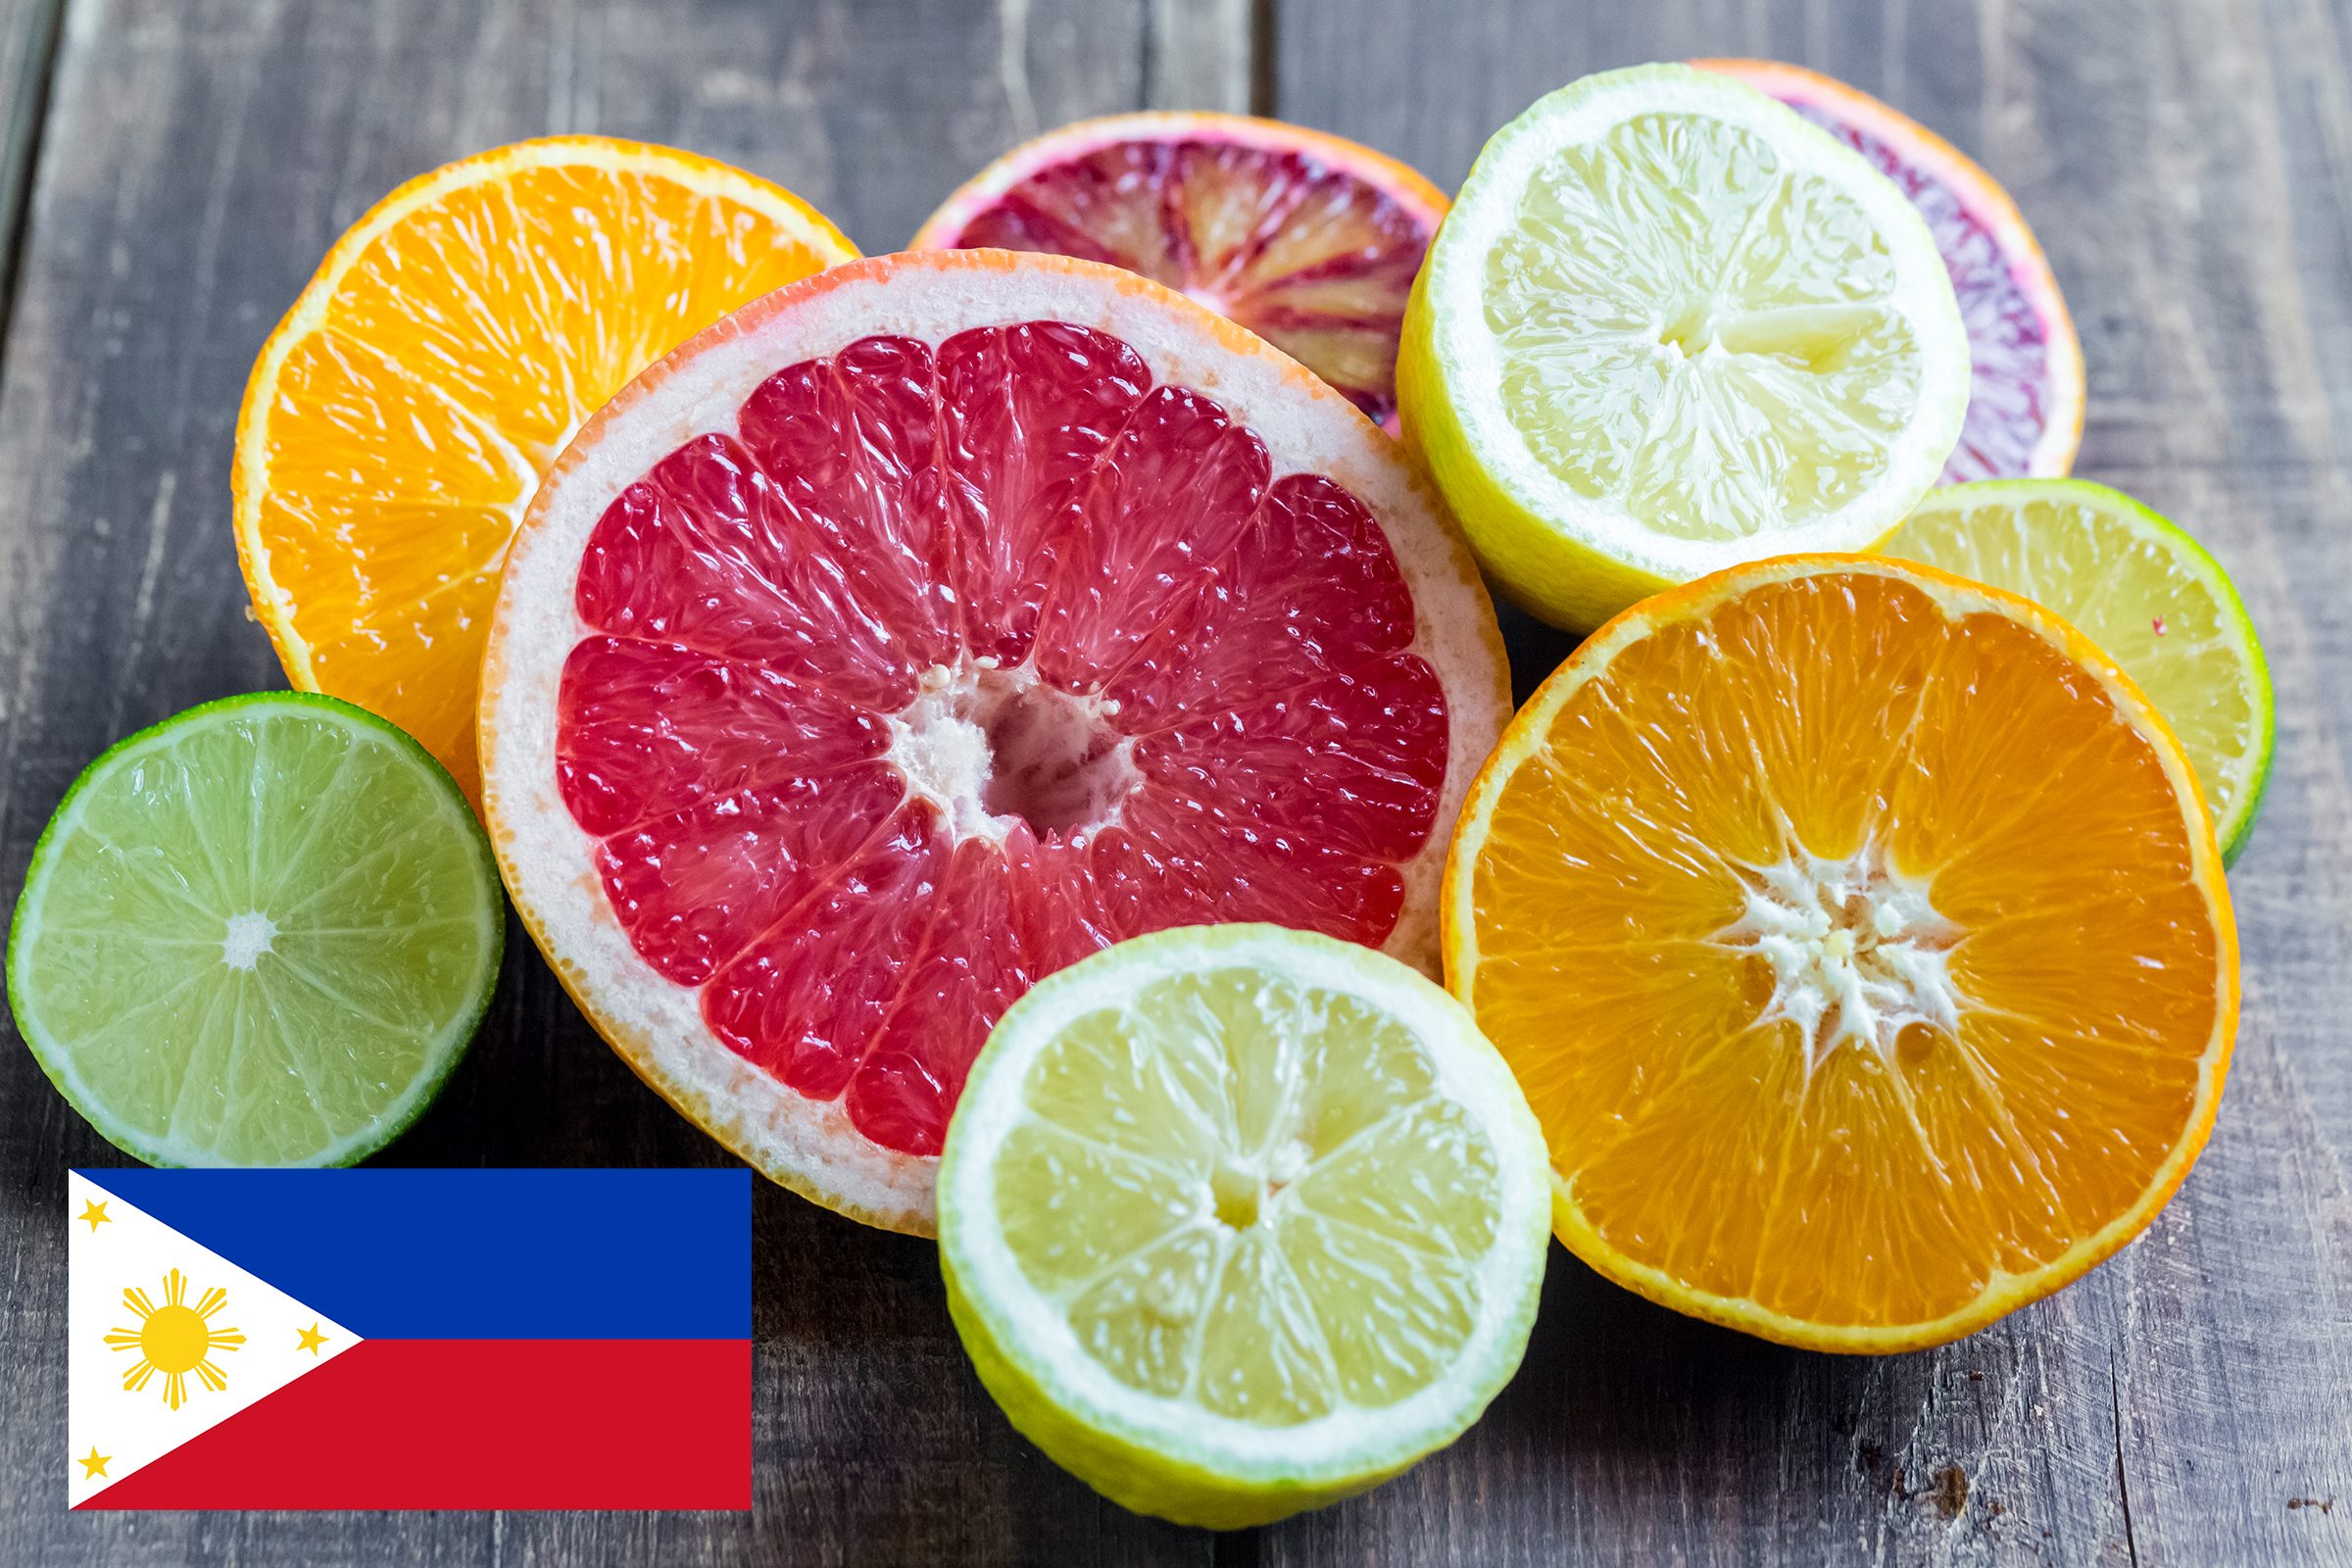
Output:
[
  {"xmin": 8, "ymin": 692, "xmax": 503, "ymax": 1165},
  {"xmin": 1399, "ymin": 63, "xmax": 1971, "ymax": 630},
  {"xmin": 1882, "ymin": 478, "xmax": 2275, "ymax": 863},
  {"xmin": 937, "ymin": 924, "xmax": 1551, "ymax": 1529}
]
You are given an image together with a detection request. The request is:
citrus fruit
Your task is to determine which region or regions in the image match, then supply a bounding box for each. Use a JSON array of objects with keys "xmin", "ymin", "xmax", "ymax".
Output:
[
  {"xmin": 9, "ymin": 693, "xmax": 504, "ymax": 1167},
  {"xmin": 938, "ymin": 923, "xmax": 1549, "ymax": 1528},
  {"xmin": 1398, "ymin": 64, "xmax": 1972, "ymax": 631},
  {"xmin": 480, "ymin": 249, "xmax": 1510, "ymax": 1234},
  {"xmin": 233, "ymin": 136, "xmax": 858, "ymax": 801},
  {"xmin": 1696, "ymin": 59, "xmax": 2085, "ymax": 485},
  {"xmin": 1882, "ymin": 478, "xmax": 2274, "ymax": 865},
  {"xmin": 1445, "ymin": 556, "xmax": 2237, "ymax": 1351},
  {"xmin": 910, "ymin": 113, "xmax": 1446, "ymax": 428}
]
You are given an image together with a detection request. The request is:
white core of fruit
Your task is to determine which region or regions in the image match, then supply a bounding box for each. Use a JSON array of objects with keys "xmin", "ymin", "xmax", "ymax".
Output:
[
  {"xmin": 220, "ymin": 911, "xmax": 277, "ymax": 972},
  {"xmin": 885, "ymin": 662, "xmax": 1140, "ymax": 847},
  {"xmin": 1713, "ymin": 839, "xmax": 1964, "ymax": 1071}
]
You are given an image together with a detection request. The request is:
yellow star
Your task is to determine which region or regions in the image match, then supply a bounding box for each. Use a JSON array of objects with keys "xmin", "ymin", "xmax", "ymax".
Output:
[
  {"xmin": 77, "ymin": 1200, "xmax": 110, "ymax": 1233},
  {"xmin": 295, "ymin": 1322, "xmax": 328, "ymax": 1355},
  {"xmin": 77, "ymin": 1446, "xmax": 109, "ymax": 1480}
]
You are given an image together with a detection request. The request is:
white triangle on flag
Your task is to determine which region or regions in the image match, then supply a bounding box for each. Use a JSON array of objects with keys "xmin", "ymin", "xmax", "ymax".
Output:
[{"xmin": 68, "ymin": 1171, "xmax": 362, "ymax": 1506}]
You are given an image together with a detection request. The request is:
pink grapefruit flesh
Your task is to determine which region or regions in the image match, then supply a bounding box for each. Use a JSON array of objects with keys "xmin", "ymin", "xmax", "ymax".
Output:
[
  {"xmin": 1697, "ymin": 59, "xmax": 2086, "ymax": 484},
  {"xmin": 910, "ymin": 113, "xmax": 1448, "ymax": 428},
  {"xmin": 481, "ymin": 250, "xmax": 1507, "ymax": 1232}
]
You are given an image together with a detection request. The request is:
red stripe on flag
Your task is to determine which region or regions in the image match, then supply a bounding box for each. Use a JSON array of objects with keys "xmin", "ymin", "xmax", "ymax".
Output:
[{"xmin": 80, "ymin": 1339, "xmax": 750, "ymax": 1510}]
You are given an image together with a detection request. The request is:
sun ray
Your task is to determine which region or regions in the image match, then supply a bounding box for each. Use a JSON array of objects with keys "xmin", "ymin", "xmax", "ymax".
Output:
[{"xmin": 104, "ymin": 1268, "xmax": 243, "ymax": 1411}]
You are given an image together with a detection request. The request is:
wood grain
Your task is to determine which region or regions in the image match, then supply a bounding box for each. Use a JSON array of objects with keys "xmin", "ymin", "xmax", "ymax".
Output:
[
  {"xmin": 5, "ymin": 0, "xmax": 2352, "ymax": 1562},
  {"xmin": 0, "ymin": 1, "xmax": 1240, "ymax": 1564},
  {"xmin": 1276, "ymin": 0, "xmax": 2352, "ymax": 1563}
]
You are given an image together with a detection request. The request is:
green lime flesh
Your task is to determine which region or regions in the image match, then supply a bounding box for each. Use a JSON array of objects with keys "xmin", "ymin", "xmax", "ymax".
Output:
[
  {"xmin": 1880, "ymin": 477, "xmax": 2275, "ymax": 864},
  {"xmin": 8, "ymin": 692, "xmax": 503, "ymax": 1165}
]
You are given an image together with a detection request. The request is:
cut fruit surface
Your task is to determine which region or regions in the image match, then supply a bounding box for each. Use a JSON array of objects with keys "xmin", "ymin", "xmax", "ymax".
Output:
[
  {"xmin": 1445, "ymin": 556, "xmax": 2237, "ymax": 1350},
  {"xmin": 1696, "ymin": 59, "xmax": 2085, "ymax": 485},
  {"xmin": 234, "ymin": 137, "xmax": 858, "ymax": 801},
  {"xmin": 1398, "ymin": 64, "xmax": 1972, "ymax": 631},
  {"xmin": 9, "ymin": 694, "xmax": 503, "ymax": 1167},
  {"xmin": 911, "ymin": 113, "xmax": 1446, "ymax": 427},
  {"xmin": 481, "ymin": 250, "xmax": 1508, "ymax": 1234},
  {"xmin": 1882, "ymin": 479, "xmax": 2273, "ymax": 864},
  {"xmin": 938, "ymin": 924, "xmax": 1550, "ymax": 1528}
]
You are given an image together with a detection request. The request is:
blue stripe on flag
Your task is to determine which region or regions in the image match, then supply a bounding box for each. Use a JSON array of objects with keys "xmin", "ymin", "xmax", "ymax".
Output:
[{"xmin": 78, "ymin": 1168, "xmax": 750, "ymax": 1341}]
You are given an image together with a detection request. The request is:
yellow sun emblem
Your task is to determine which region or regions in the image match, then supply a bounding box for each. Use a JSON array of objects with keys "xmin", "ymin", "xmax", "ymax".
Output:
[{"xmin": 103, "ymin": 1268, "xmax": 245, "ymax": 1410}]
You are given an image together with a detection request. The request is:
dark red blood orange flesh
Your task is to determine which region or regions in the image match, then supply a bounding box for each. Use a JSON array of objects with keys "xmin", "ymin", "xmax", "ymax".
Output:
[
  {"xmin": 552, "ymin": 322, "xmax": 1448, "ymax": 1157},
  {"xmin": 923, "ymin": 134, "xmax": 1439, "ymax": 425}
]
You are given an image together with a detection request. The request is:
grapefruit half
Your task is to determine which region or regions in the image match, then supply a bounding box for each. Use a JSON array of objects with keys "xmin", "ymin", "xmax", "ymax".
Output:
[
  {"xmin": 480, "ymin": 250, "xmax": 1508, "ymax": 1234},
  {"xmin": 1695, "ymin": 60, "xmax": 2085, "ymax": 484},
  {"xmin": 910, "ymin": 113, "xmax": 1447, "ymax": 429}
]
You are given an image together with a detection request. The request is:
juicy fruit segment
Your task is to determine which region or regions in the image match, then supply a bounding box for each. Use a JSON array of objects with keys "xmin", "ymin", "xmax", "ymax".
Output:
[
  {"xmin": 1883, "ymin": 480, "xmax": 2273, "ymax": 863},
  {"xmin": 554, "ymin": 321, "xmax": 1450, "ymax": 1161},
  {"xmin": 914, "ymin": 116, "xmax": 1444, "ymax": 424},
  {"xmin": 939, "ymin": 925, "xmax": 1549, "ymax": 1527},
  {"xmin": 1000, "ymin": 970, "xmax": 1495, "ymax": 1418},
  {"xmin": 236, "ymin": 139, "xmax": 856, "ymax": 797},
  {"xmin": 1699, "ymin": 59, "xmax": 2084, "ymax": 484},
  {"xmin": 1484, "ymin": 110, "xmax": 1926, "ymax": 538},
  {"xmin": 1448, "ymin": 560, "xmax": 2235, "ymax": 1348},
  {"xmin": 9, "ymin": 695, "xmax": 503, "ymax": 1166}
]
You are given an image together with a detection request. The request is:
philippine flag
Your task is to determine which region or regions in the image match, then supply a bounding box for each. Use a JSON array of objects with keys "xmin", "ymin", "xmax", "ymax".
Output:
[{"xmin": 67, "ymin": 1168, "xmax": 750, "ymax": 1509}]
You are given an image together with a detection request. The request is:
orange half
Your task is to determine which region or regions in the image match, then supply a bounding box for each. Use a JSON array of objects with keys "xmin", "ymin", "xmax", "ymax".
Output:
[
  {"xmin": 233, "ymin": 136, "xmax": 858, "ymax": 799},
  {"xmin": 1444, "ymin": 556, "xmax": 2237, "ymax": 1351}
]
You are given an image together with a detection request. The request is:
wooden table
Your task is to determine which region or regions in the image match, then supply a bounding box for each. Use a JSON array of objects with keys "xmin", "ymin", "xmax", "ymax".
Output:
[{"xmin": 1, "ymin": 0, "xmax": 2347, "ymax": 1562}]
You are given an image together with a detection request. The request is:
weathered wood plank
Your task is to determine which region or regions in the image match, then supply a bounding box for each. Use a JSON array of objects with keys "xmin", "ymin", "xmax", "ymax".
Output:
[
  {"xmin": 1273, "ymin": 0, "xmax": 2352, "ymax": 1563},
  {"xmin": 0, "ymin": 1, "xmax": 1240, "ymax": 1564},
  {"xmin": 0, "ymin": 0, "xmax": 62, "ymax": 334}
]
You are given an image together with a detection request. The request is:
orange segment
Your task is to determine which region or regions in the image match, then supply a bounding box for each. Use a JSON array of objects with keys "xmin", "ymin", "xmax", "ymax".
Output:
[
  {"xmin": 1444, "ymin": 556, "xmax": 2236, "ymax": 1350},
  {"xmin": 234, "ymin": 136, "xmax": 858, "ymax": 800}
]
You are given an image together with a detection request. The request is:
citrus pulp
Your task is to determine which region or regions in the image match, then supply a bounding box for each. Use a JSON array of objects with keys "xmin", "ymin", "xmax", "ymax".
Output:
[
  {"xmin": 1445, "ymin": 556, "xmax": 2237, "ymax": 1350},
  {"xmin": 10, "ymin": 693, "xmax": 503, "ymax": 1166},
  {"xmin": 1696, "ymin": 60, "xmax": 2085, "ymax": 484},
  {"xmin": 234, "ymin": 136, "xmax": 857, "ymax": 800},
  {"xmin": 1398, "ymin": 64, "xmax": 1972, "ymax": 630},
  {"xmin": 481, "ymin": 250, "xmax": 1509, "ymax": 1233},
  {"xmin": 939, "ymin": 923, "xmax": 1549, "ymax": 1528},
  {"xmin": 912, "ymin": 113, "xmax": 1446, "ymax": 427}
]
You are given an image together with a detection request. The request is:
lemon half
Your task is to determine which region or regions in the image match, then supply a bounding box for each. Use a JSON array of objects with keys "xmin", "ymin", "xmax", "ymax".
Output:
[
  {"xmin": 937, "ymin": 924, "xmax": 1551, "ymax": 1528},
  {"xmin": 1400, "ymin": 63, "xmax": 1972, "ymax": 630}
]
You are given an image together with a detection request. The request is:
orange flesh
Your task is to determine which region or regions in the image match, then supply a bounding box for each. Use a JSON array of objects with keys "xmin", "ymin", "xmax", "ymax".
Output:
[
  {"xmin": 243, "ymin": 155, "xmax": 849, "ymax": 795},
  {"xmin": 1461, "ymin": 566, "xmax": 2229, "ymax": 1336}
]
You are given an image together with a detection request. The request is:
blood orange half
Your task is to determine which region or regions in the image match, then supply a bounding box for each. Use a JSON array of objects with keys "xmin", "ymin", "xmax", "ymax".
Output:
[
  {"xmin": 910, "ymin": 113, "xmax": 1447, "ymax": 429},
  {"xmin": 480, "ymin": 250, "xmax": 1508, "ymax": 1233},
  {"xmin": 1696, "ymin": 59, "xmax": 2085, "ymax": 484}
]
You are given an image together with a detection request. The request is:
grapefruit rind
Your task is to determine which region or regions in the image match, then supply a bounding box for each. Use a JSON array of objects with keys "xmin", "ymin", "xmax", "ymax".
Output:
[
  {"xmin": 1692, "ymin": 58, "xmax": 2087, "ymax": 482},
  {"xmin": 231, "ymin": 136, "xmax": 858, "ymax": 752},
  {"xmin": 937, "ymin": 923, "xmax": 1551, "ymax": 1529},
  {"xmin": 481, "ymin": 249, "xmax": 1509, "ymax": 1235},
  {"xmin": 1401, "ymin": 65, "xmax": 1973, "ymax": 632},
  {"xmin": 1441, "ymin": 554, "xmax": 2238, "ymax": 1353}
]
